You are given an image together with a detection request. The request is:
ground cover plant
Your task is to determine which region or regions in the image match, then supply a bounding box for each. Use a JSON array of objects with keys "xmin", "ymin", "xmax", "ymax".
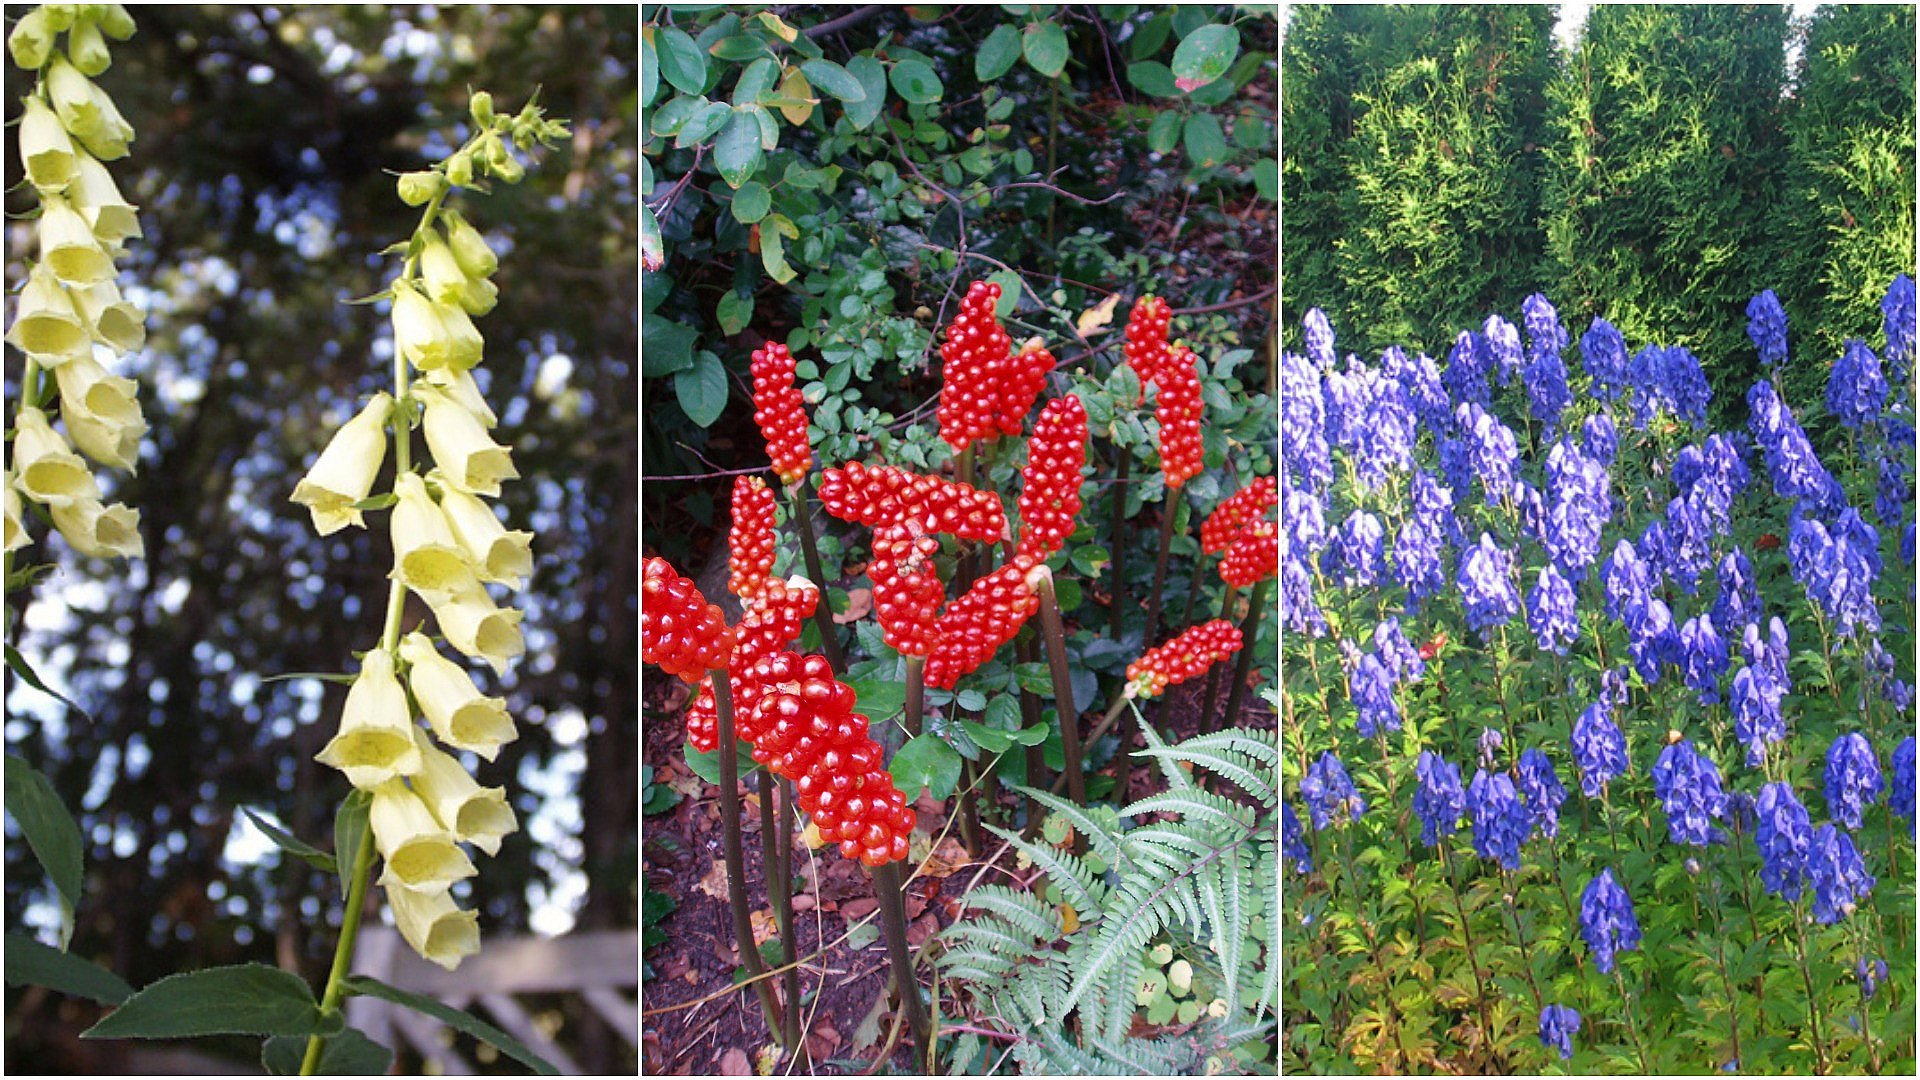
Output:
[{"xmin": 1278, "ymin": 277, "xmax": 1918, "ymax": 1074}]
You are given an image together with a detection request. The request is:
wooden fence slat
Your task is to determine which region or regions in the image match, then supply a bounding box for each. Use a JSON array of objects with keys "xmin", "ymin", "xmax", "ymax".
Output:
[
  {"xmin": 581, "ymin": 987, "xmax": 640, "ymax": 1043},
  {"xmin": 392, "ymin": 1007, "xmax": 475, "ymax": 1076},
  {"xmin": 479, "ymin": 993, "xmax": 584, "ymax": 1076}
]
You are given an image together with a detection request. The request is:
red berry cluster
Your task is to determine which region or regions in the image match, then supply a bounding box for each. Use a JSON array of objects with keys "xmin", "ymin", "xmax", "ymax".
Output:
[
  {"xmin": 998, "ymin": 341, "xmax": 1056, "ymax": 438},
  {"xmin": 643, "ymin": 556, "xmax": 735, "ymax": 682},
  {"xmin": 751, "ymin": 341, "xmax": 812, "ymax": 486},
  {"xmin": 817, "ymin": 461, "xmax": 1007, "ymax": 543},
  {"xmin": 1155, "ymin": 346, "xmax": 1204, "ymax": 490},
  {"xmin": 1219, "ymin": 519, "xmax": 1278, "ymax": 588},
  {"xmin": 1127, "ymin": 619, "xmax": 1244, "ymax": 698},
  {"xmin": 923, "ymin": 555, "xmax": 1040, "ymax": 690},
  {"xmin": 1016, "ymin": 395, "xmax": 1088, "ymax": 561},
  {"xmin": 747, "ymin": 652, "xmax": 916, "ymax": 866},
  {"xmin": 684, "ymin": 577, "xmax": 820, "ymax": 753},
  {"xmin": 727, "ymin": 476, "xmax": 778, "ymax": 600},
  {"xmin": 1200, "ymin": 476, "xmax": 1278, "ymax": 555},
  {"xmin": 936, "ymin": 281, "xmax": 1014, "ymax": 452},
  {"xmin": 1124, "ymin": 296, "xmax": 1172, "ymax": 401},
  {"xmin": 869, "ymin": 523, "xmax": 944, "ymax": 658}
]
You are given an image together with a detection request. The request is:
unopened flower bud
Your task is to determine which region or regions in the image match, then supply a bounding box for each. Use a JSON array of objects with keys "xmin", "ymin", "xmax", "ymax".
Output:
[
  {"xmin": 387, "ymin": 884, "xmax": 479, "ymax": 970},
  {"xmin": 49, "ymin": 497, "xmax": 141, "ymax": 559},
  {"xmin": 485, "ymin": 136, "xmax": 524, "ymax": 183},
  {"xmin": 315, "ymin": 650, "xmax": 425, "ymax": 789},
  {"xmin": 370, "ymin": 779, "xmax": 476, "ymax": 893},
  {"xmin": 290, "ymin": 391, "xmax": 393, "ymax": 535},
  {"xmin": 390, "ymin": 471, "xmax": 480, "ymax": 597},
  {"xmin": 95, "ymin": 5, "xmax": 135, "ymax": 40},
  {"xmin": 419, "ymin": 232, "xmax": 470, "ymax": 306},
  {"xmin": 67, "ymin": 17, "xmax": 111, "ymax": 76},
  {"xmin": 445, "ymin": 149, "xmax": 474, "ymax": 187},
  {"xmin": 440, "ymin": 210, "xmax": 498, "ymax": 278},
  {"xmin": 41, "ymin": 5, "xmax": 76, "ymax": 32},
  {"xmin": 7, "ymin": 265, "xmax": 90, "ymax": 360},
  {"xmin": 469, "ymin": 90, "xmax": 495, "ymax": 128},
  {"xmin": 38, "ymin": 194, "xmax": 115, "ymax": 285},
  {"xmin": 397, "ymin": 169, "xmax": 446, "ymax": 207},
  {"xmin": 53, "ymin": 351, "xmax": 145, "ymax": 471},
  {"xmin": 399, "ymin": 632, "xmax": 517, "ymax": 759},
  {"xmin": 11, "ymin": 407, "xmax": 99, "ymax": 507},
  {"xmin": 46, "ymin": 57, "xmax": 132, "ymax": 161},
  {"xmin": 410, "ymin": 732, "xmax": 517, "ymax": 856},
  {"xmin": 418, "ymin": 384, "xmax": 517, "ymax": 496},
  {"xmin": 391, "ymin": 281, "xmax": 482, "ymax": 373},
  {"xmin": 456, "ymin": 274, "xmax": 498, "ymax": 317},
  {"xmin": 19, "ymin": 97, "xmax": 77, "ymax": 192}
]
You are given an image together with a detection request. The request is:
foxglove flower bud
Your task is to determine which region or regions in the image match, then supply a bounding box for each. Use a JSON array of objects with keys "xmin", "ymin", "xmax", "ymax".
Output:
[
  {"xmin": 1579, "ymin": 867, "xmax": 1641, "ymax": 974},
  {"xmin": 289, "ymin": 392, "xmax": 393, "ymax": 535},
  {"xmin": 1125, "ymin": 619, "xmax": 1244, "ymax": 699},
  {"xmin": 7, "ymin": 7, "xmax": 54, "ymax": 68},
  {"xmin": 409, "ymin": 733, "xmax": 518, "ymax": 857},
  {"xmin": 418, "ymin": 383, "xmax": 517, "ymax": 496},
  {"xmin": 440, "ymin": 209, "xmax": 499, "ymax": 279},
  {"xmin": 399, "ymin": 632, "xmax": 517, "ymax": 760},
  {"xmin": 46, "ymin": 56, "xmax": 132, "ymax": 160},
  {"xmin": 433, "ymin": 475, "xmax": 533, "ymax": 589},
  {"xmin": 19, "ymin": 96, "xmax": 76, "ymax": 192},
  {"xmin": 11, "ymin": 406, "xmax": 99, "ymax": 507},
  {"xmin": 49, "ymin": 496, "xmax": 141, "ymax": 559},
  {"xmin": 387, "ymin": 885, "xmax": 479, "ymax": 972},
  {"xmin": 390, "ymin": 472, "xmax": 478, "ymax": 597},
  {"xmin": 37, "ymin": 193, "xmax": 114, "ymax": 285},
  {"xmin": 7, "ymin": 265, "xmax": 90, "ymax": 360},
  {"xmin": 315, "ymin": 650, "xmax": 425, "ymax": 789},
  {"xmin": 426, "ymin": 582, "xmax": 525, "ymax": 676},
  {"xmin": 396, "ymin": 170, "xmax": 446, "ymax": 207},
  {"xmin": 369, "ymin": 779, "xmax": 477, "ymax": 894},
  {"xmin": 67, "ymin": 17, "xmax": 111, "ymax": 76},
  {"xmin": 52, "ymin": 351, "xmax": 144, "ymax": 471}
]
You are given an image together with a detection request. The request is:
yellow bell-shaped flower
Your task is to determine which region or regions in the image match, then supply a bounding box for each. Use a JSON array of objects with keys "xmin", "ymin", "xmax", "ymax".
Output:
[
  {"xmin": 432, "ymin": 473, "xmax": 532, "ymax": 588},
  {"xmin": 386, "ymin": 884, "xmax": 480, "ymax": 971},
  {"xmin": 11, "ymin": 407, "xmax": 99, "ymax": 507},
  {"xmin": 49, "ymin": 496, "xmax": 142, "ymax": 560},
  {"xmin": 390, "ymin": 471, "xmax": 480, "ymax": 598},
  {"xmin": 20, "ymin": 96, "xmax": 77, "ymax": 192},
  {"xmin": 3, "ymin": 478, "xmax": 28, "ymax": 554},
  {"xmin": 68, "ymin": 152, "xmax": 140, "ymax": 249},
  {"xmin": 314, "ymin": 649, "xmax": 424, "ymax": 789},
  {"xmin": 425, "ymin": 581, "xmax": 524, "ymax": 677},
  {"xmin": 53, "ymin": 351, "xmax": 145, "ymax": 471},
  {"xmin": 289, "ymin": 392, "xmax": 393, "ymax": 536},
  {"xmin": 46, "ymin": 56, "xmax": 132, "ymax": 161},
  {"xmin": 38, "ymin": 193, "xmax": 116, "ymax": 286},
  {"xmin": 410, "ymin": 732, "xmax": 518, "ymax": 857},
  {"xmin": 418, "ymin": 384, "xmax": 517, "ymax": 497},
  {"xmin": 72, "ymin": 280, "xmax": 145, "ymax": 354},
  {"xmin": 398, "ymin": 632, "xmax": 517, "ymax": 760},
  {"xmin": 370, "ymin": 779, "xmax": 476, "ymax": 894},
  {"xmin": 6, "ymin": 265, "xmax": 91, "ymax": 361}
]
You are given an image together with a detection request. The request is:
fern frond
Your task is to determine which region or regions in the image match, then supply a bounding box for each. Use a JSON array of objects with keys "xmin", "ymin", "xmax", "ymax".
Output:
[
  {"xmin": 1011, "ymin": 784, "xmax": 1132, "ymax": 873},
  {"xmin": 1135, "ymin": 744, "xmax": 1278, "ymax": 805},
  {"xmin": 1121, "ymin": 789, "xmax": 1259, "ymax": 833},
  {"xmin": 980, "ymin": 822, "xmax": 1107, "ymax": 911},
  {"xmin": 956, "ymin": 883, "xmax": 1064, "ymax": 944},
  {"xmin": 943, "ymin": 918, "xmax": 1037, "ymax": 960}
]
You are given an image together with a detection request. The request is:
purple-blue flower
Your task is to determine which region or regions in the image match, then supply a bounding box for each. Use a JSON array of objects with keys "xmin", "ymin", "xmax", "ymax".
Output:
[
  {"xmin": 1858, "ymin": 957, "xmax": 1889, "ymax": 1002},
  {"xmin": 1572, "ymin": 698, "xmax": 1628, "ymax": 797},
  {"xmin": 1372, "ymin": 617, "xmax": 1425, "ymax": 683},
  {"xmin": 1485, "ymin": 313, "xmax": 1523, "ymax": 387},
  {"xmin": 1677, "ymin": 614, "xmax": 1729, "ymax": 706},
  {"xmin": 1390, "ymin": 347, "xmax": 1453, "ymax": 431},
  {"xmin": 1883, "ymin": 273, "xmax": 1915, "ymax": 376},
  {"xmin": 1413, "ymin": 751, "xmax": 1465, "ymax": 848},
  {"xmin": 1650, "ymin": 740, "xmax": 1728, "ymax": 846},
  {"xmin": 1626, "ymin": 595, "xmax": 1678, "ymax": 686},
  {"xmin": 1457, "ymin": 532, "xmax": 1520, "ymax": 635},
  {"xmin": 1453, "ymin": 402, "xmax": 1520, "ymax": 506},
  {"xmin": 1391, "ymin": 515, "xmax": 1449, "ymax": 611},
  {"xmin": 1352, "ymin": 652, "xmax": 1401, "ymax": 739},
  {"xmin": 1712, "ymin": 548, "xmax": 1758, "ymax": 633},
  {"xmin": 1516, "ymin": 748, "xmax": 1567, "ymax": 841},
  {"xmin": 1303, "ymin": 308, "xmax": 1335, "ymax": 369},
  {"xmin": 1538, "ymin": 1004, "xmax": 1580, "ymax": 1061},
  {"xmin": 1790, "ymin": 507, "xmax": 1881, "ymax": 637},
  {"xmin": 1581, "ymin": 317, "xmax": 1629, "ymax": 400},
  {"xmin": 1477, "ymin": 726, "xmax": 1505, "ymax": 769},
  {"xmin": 1827, "ymin": 339, "xmax": 1887, "ymax": 430},
  {"xmin": 1746, "ymin": 289, "xmax": 1789, "ymax": 368},
  {"xmin": 1527, "ymin": 564, "xmax": 1579, "ymax": 654},
  {"xmin": 1466, "ymin": 768, "xmax": 1529, "ymax": 870},
  {"xmin": 1807, "ymin": 824, "xmax": 1874, "ymax": 923},
  {"xmin": 1281, "ymin": 550, "xmax": 1326, "ymax": 638},
  {"xmin": 1730, "ymin": 664, "xmax": 1787, "ymax": 767},
  {"xmin": 1749, "ymin": 380, "xmax": 1842, "ymax": 510},
  {"xmin": 1893, "ymin": 736, "xmax": 1915, "ymax": 826},
  {"xmin": 1580, "ymin": 868, "xmax": 1641, "ymax": 974},
  {"xmin": 1324, "ymin": 510, "xmax": 1386, "ymax": 589},
  {"xmin": 1354, "ymin": 367, "xmax": 1418, "ymax": 489},
  {"xmin": 1755, "ymin": 781, "xmax": 1813, "ymax": 901},
  {"xmin": 1662, "ymin": 494, "xmax": 1714, "ymax": 595},
  {"xmin": 1582, "ymin": 411, "xmax": 1619, "ymax": 465},
  {"xmin": 1602, "ymin": 539, "xmax": 1652, "ymax": 624},
  {"xmin": 1523, "ymin": 293, "xmax": 1572, "ymax": 426},
  {"xmin": 1824, "ymin": 732, "xmax": 1884, "ymax": 831},
  {"xmin": 1281, "ymin": 351, "xmax": 1332, "ymax": 492},
  {"xmin": 1444, "ymin": 329, "xmax": 1493, "ymax": 409},
  {"xmin": 1301, "ymin": 752, "xmax": 1365, "ymax": 830},
  {"xmin": 1282, "ymin": 802, "xmax": 1311, "ymax": 874}
]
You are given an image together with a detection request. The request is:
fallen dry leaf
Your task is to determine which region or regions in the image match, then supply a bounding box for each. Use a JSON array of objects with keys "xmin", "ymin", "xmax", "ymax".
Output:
[
  {"xmin": 799, "ymin": 823, "xmax": 828, "ymax": 850},
  {"xmin": 840, "ymin": 896, "xmax": 879, "ymax": 922},
  {"xmin": 917, "ymin": 836, "xmax": 972, "ymax": 879},
  {"xmin": 1060, "ymin": 903, "xmax": 1079, "ymax": 934},
  {"xmin": 906, "ymin": 911, "xmax": 940, "ymax": 947},
  {"xmin": 662, "ymin": 679, "xmax": 694, "ymax": 714},
  {"xmin": 832, "ymin": 587, "xmax": 873, "ymax": 624},
  {"xmin": 750, "ymin": 908, "xmax": 778, "ymax": 945},
  {"xmin": 696, "ymin": 859, "xmax": 730, "ymax": 902},
  {"xmin": 806, "ymin": 1021, "xmax": 841, "ymax": 1062},
  {"xmin": 792, "ymin": 892, "xmax": 817, "ymax": 913},
  {"xmin": 1076, "ymin": 292, "xmax": 1121, "ymax": 335},
  {"xmin": 905, "ymin": 889, "xmax": 929, "ymax": 921},
  {"xmin": 718, "ymin": 1047, "xmax": 751, "ymax": 1075}
]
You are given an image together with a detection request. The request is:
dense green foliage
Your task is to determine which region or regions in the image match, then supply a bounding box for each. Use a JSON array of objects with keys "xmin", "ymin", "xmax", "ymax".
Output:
[{"xmin": 1282, "ymin": 3, "xmax": 1916, "ymax": 409}]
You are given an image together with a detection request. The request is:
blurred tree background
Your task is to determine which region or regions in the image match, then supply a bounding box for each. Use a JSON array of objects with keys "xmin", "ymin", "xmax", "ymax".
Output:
[
  {"xmin": 3, "ymin": 6, "xmax": 637, "ymax": 1072},
  {"xmin": 1282, "ymin": 3, "xmax": 1916, "ymax": 420}
]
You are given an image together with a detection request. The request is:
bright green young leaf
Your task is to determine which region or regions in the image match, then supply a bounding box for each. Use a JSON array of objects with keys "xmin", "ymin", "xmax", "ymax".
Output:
[
  {"xmin": 1023, "ymin": 21, "xmax": 1068, "ymax": 78},
  {"xmin": 889, "ymin": 59, "xmax": 943, "ymax": 103},
  {"xmin": 761, "ymin": 227, "xmax": 794, "ymax": 283},
  {"xmin": 730, "ymin": 180, "xmax": 771, "ymax": 224},
  {"xmin": 1126, "ymin": 61, "xmax": 1179, "ymax": 99},
  {"xmin": 82, "ymin": 965, "xmax": 341, "ymax": 1040},
  {"xmin": 845, "ymin": 674, "xmax": 906, "ymax": 724},
  {"xmin": 731, "ymin": 58, "xmax": 778, "ymax": 108},
  {"xmin": 343, "ymin": 975, "xmax": 559, "ymax": 1075},
  {"xmin": 1170, "ymin": 24, "xmax": 1239, "ymax": 91},
  {"xmin": 801, "ymin": 58, "xmax": 867, "ymax": 103},
  {"xmin": 242, "ymin": 809, "xmax": 337, "ymax": 874},
  {"xmin": 1147, "ymin": 109, "xmax": 1182, "ymax": 154},
  {"xmin": 333, "ymin": 788, "xmax": 371, "ymax": 891},
  {"xmin": 1182, "ymin": 111, "xmax": 1228, "ymax": 167},
  {"xmin": 262, "ymin": 1028, "xmax": 394, "ymax": 1076},
  {"xmin": 890, "ymin": 734, "xmax": 964, "ymax": 800},
  {"xmin": 641, "ymin": 315, "xmax": 696, "ymax": 377},
  {"xmin": 675, "ymin": 349, "xmax": 728, "ymax": 427},
  {"xmin": 843, "ymin": 55, "xmax": 887, "ymax": 129},
  {"xmin": 713, "ymin": 109, "xmax": 762, "ymax": 189},
  {"xmin": 961, "ymin": 719, "xmax": 1016, "ymax": 754},
  {"xmin": 4, "ymin": 932, "xmax": 131, "ymax": 1005},
  {"xmin": 977, "ymin": 23, "xmax": 1021, "ymax": 81},
  {"xmin": 654, "ymin": 27, "xmax": 708, "ymax": 96},
  {"xmin": 4, "ymin": 754, "xmax": 83, "ymax": 948},
  {"xmin": 716, "ymin": 289, "xmax": 755, "ymax": 335}
]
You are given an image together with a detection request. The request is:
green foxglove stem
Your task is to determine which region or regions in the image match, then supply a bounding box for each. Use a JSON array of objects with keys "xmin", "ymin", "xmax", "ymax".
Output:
[
  {"xmin": 872, "ymin": 859, "xmax": 930, "ymax": 1068},
  {"xmin": 758, "ymin": 768, "xmax": 800, "ymax": 1051},
  {"xmin": 714, "ymin": 677, "xmax": 784, "ymax": 1042},
  {"xmin": 1107, "ymin": 449, "xmax": 1130, "ymax": 640},
  {"xmin": 1141, "ymin": 490, "xmax": 1180, "ymax": 652},
  {"xmin": 1218, "ymin": 578, "xmax": 1271, "ymax": 733},
  {"xmin": 299, "ymin": 794, "xmax": 378, "ymax": 1075},
  {"xmin": 788, "ymin": 480, "xmax": 843, "ymax": 674},
  {"xmin": 1032, "ymin": 571, "xmax": 1084, "ymax": 808},
  {"xmin": 1197, "ymin": 584, "xmax": 1240, "ymax": 734}
]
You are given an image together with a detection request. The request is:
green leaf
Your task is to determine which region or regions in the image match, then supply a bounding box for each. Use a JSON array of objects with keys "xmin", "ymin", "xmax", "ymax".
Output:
[
  {"xmin": 1251, "ymin": 157, "xmax": 1277, "ymax": 201},
  {"xmin": 1182, "ymin": 111, "xmax": 1228, "ymax": 167},
  {"xmin": 801, "ymin": 58, "xmax": 867, "ymax": 103},
  {"xmin": 648, "ymin": 93, "xmax": 702, "ymax": 137},
  {"xmin": 342, "ymin": 975, "xmax": 559, "ymax": 1075},
  {"xmin": 843, "ymin": 55, "xmax": 887, "ymax": 130},
  {"xmin": 977, "ymin": 24, "xmax": 1021, "ymax": 81},
  {"xmin": 676, "ymin": 350, "xmax": 728, "ymax": 428},
  {"xmin": 333, "ymin": 788, "xmax": 371, "ymax": 891},
  {"xmin": 641, "ymin": 315, "xmax": 697, "ymax": 376},
  {"xmin": 713, "ymin": 109, "xmax": 763, "ymax": 190},
  {"xmin": 846, "ymin": 674, "xmax": 906, "ymax": 724},
  {"xmin": 4, "ymin": 932, "xmax": 131, "ymax": 1004},
  {"xmin": 1147, "ymin": 109, "xmax": 1182, "ymax": 154},
  {"xmin": 1023, "ymin": 21, "xmax": 1069, "ymax": 78},
  {"xmin": 889, "ymin": 59, "xmax": 943, "ymax": 104},
  {"xmin": 1131, "ymin": 13, "xmax": 1172, "ymax": 59},
  {"xmin": 1011, "ymin": 724, "xmax": 1049, "ymax": 747},
  {"xmin": 242, "ymin": 809, "xmax": 337, "ymax": 874},
  {"xmin": 732, "ymin": 57, "xmax": 779, "ymax": 107},
  {"xmin": 1014, "ymin": 662, "xmax": 1052, "ymax": 695},
  {"xmin": 988, "ymin": 270, "xmax": 1023, "ymax": 318},
  {"xmin": 675, "ymin": 99, "xmax": 733, "ymax": 148},
  {"xmin": 641, "ymin": 38, "xmax": 660, "ymax": 106},
  {"xmin": 684, "ymin": 739, "xmax": 754, "ymax": 785},
  {"xmin": 890, "ymin": 734, "xmax": 964, "ymax": 800},
  {"xmin": 710, "ymin": 34, "xmax": 771, "ymax": 63},
  {"xmin": 655, "ymin": 27, "xmax": 708, "ymax": 96},
  {"xmin": 262, "ymin": 1028, "xmax": 394, "ymax": 1076},
  {"xmin": 1126, "ymin": 61, "xmax": 1179, "ymax": 99},
  {"xmin": 716, "ymin": 289, "xmax": 755, "ymax": 335},
  {"xmin": 961, "ymin": 719, "xmax": 1016, "ymax": 754},
  {"xmin": 1170, "ymin": 24, "xmax": 1239, "ymax": 91},
  {"xmin": 4, "ymin": 753, "xmax": 84, "ymax": 948},
  {"xmin": 82, "ymin": 965, "xmax": 341, "ymax": 1040},
  {"xmin": 731, "ymin": 180, "xmax": 771, "ymax": 224},
  {"xmin": 761, "ymin": 227, "xmax": 794, "ymax": 284}
]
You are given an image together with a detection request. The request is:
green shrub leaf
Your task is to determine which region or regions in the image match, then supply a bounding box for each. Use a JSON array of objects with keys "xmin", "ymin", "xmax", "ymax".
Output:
[
  {"xmin": 82, "ymin": 964, "xmax": 340, "ymax": 1040},
  {"xmin": 4, "ymin": 932, "xmax": 131, "ymax": 1005}
]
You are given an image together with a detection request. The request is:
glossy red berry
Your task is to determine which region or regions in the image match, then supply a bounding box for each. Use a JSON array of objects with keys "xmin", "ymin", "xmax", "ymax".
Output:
[
  {"xmin": 1200, "ymin": 476, "xmax": 1278, "ymax": 555},
  {"xmin": 1124, "ymin": 296, "xmax": 1172, "ymax": 402},
  {"xmin": 1155, "ymin": 345, "xmax": 1204, "ymax": 490},
  {"xmin": 869, "ymin": 523, "xmax": 944, "ymax": 658},
  {"xmin": 727, "ymin": 475, "xmax": 779, "ymax": 601},
  {"xmin": 1016, "ymin": 395, "xmax": 1087, "ymax": 561},
  {"xmin": 923, "ymin": 555, "xmax": 1040, "ymax": 690},
  {"xmin": 683, "ymin": 576, "xmax": 820, "ymax": 752},
  {"xmin": 937, "ymin": 281, "xmax": 1014, "ymax": 452},
  {"xmin": 642, "ymin": 556, "xmax": 734, "ymax": 683},
  {"xmin": 816, "ymin": 461, "xmax": 1007, "ymax": 543},
  {"xmin": 751, "ymin": 341, "xmax": 812, "ymax": 486},
  {"xmin": 1219, "ymin": 518, "xmax": 1278, "ymax": 588},
  {"xmin": 1127, "ymin": 619, "xmax": 1244, "ymax": 698},
  {"xmin": 994, "ymin": 341, "xmax": 1056, "ymax": 439}
]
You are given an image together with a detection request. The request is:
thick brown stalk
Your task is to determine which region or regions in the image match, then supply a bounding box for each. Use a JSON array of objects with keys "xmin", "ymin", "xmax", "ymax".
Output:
[
  {"xmin": 713, "ymin": 679, "xmax": 784, "ymax": 1041},
  {"xmin": 1217, "ymin": 578, "xmax": 1272, "ymax": 731},
  {"xmin": 759, "ymin": 770, "xmax": 800, "ymax": 1051},
  {"xmin": 904, "ymin": 655, "xmax": 926, "ymax": 739},
  {"xmin": 1108, "ymin": 450, "xmax": 1130, "ymax": 639},
  {"xmin": 1142, "ymin": 490, "xmax": 1181, "ymax": 649},
  {"xmin": 872, "ymin": 859, "xmax": 931, "ymax": 1068},
  {"xmin": 1033, "ymin": 569, "xmax": 1085, "ymax": 807},
  {"xmin": 1197, "ymin": 583, "xmax": 1241, "ymax": 733},
  {"xmin": 1014, "ymin": 635, "xmax": 1049, "ymax": 837}
]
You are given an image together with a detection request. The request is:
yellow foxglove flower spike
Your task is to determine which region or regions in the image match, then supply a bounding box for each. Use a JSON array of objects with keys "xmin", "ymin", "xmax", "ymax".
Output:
[
  {"xmin": 417, "ymin": 383, "xmax": 517, "ymax": 496},
  {"xmin": 46, "ymin": 55, "xmax": 132, "ymax": 161},
  {"xmin": 418, "ymin": 232, "xmax": 471, "ymax": 306},
  {"xmin": 38, "ymin": 193, "xmax": 116, "ymax": 286},
  {"xmin": 391, "ymin": 280, "xmax": 482, "ymax": 373},
  {"xmin": 68, "ymin": 153, "xmax": 141, "ymax": 248},
  {"xmin": 289, "ymin": 391, "xmax": 393, "ymax": 536},
  {"xmin": 11, "ymin": 407, "xmax": 100, "ymax": 507},
  {"xmin": 409, "ymin": 731, "xmax": 518, "ymax": 857},
  {"xmin": 7, "ymin": 265, "xmax": 92, "ymax": 360},
  {"xmin": 398, "ymin": 632, "xmax": 517, "ymax": 760},
  {"xmin": 72, "ymin": 281, "xmax": 145, "ymax": 353},
  {"xmin": 422, "ymin": 367, "xmax": 498, "ymax": 428},
  {"xmin": 386, "ymin": 885, "xmax": 480, "ymax": 972},
  {"xmin": 431, "ymin": 474, "xmax": 533, "ymax": 588},
  {"xmin": 440, "ymin": 209, "xmax": 498, "ymax": 278},
  {"xmin": 49, "ymin": 496, "xmax": 141, "ymax": 559},
  {"xmin": 39, "ymin": 4, "xmax": 75, "ymax": 34},
  {"xmin": 3, "ymin": 479, "xmax": 27, "ymax": 554},
  {"xmin": 53, "ymin": 352, "xmax": 145, "ymax": 471},
  {"xmin": 369, "ymin": 779, "xmax": 477, "ymax": 894},
  {"xmin": 426, "ymin": 582, "xmax": 525, "ymax": 677},
  {"xmin": 314, "ymin": 649, "xmax": 424, "ymax": 789},
  {"xmin": 390, "ymin": 471, "xmax": 481, "ymax": 598},
  {"xmin": 20, "ymin": 97, "xmax": 78, "ymax": 192}
]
